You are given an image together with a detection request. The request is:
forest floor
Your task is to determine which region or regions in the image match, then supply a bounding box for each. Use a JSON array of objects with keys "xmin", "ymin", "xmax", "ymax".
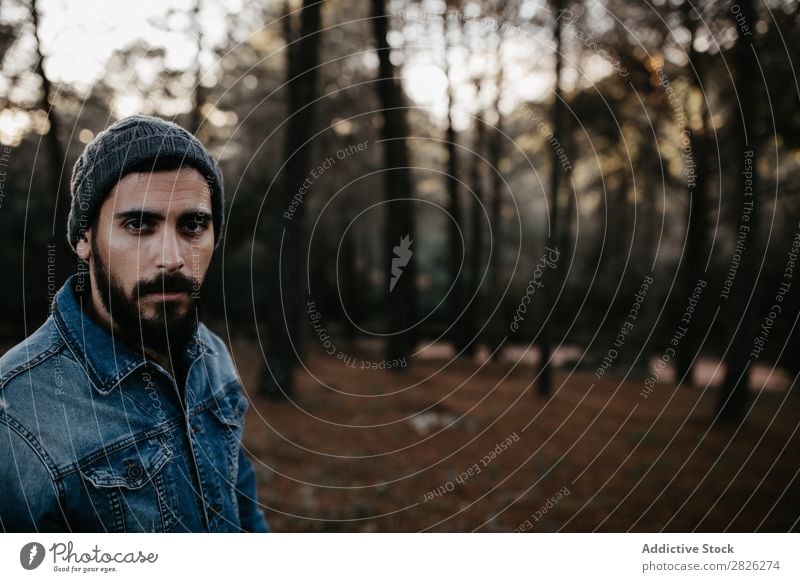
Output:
[{"xmin": 232, "ymin": 339, "xmax": 800, "ymax": 532}]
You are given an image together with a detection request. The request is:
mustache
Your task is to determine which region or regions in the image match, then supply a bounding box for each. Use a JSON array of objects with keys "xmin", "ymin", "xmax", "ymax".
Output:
[{"xmin": 134, "ymin": 273, "xmax": 198, "ymax": 297}]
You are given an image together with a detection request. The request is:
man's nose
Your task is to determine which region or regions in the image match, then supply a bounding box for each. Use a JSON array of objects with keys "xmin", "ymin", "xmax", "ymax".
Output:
[{"xmin": 156, "ymin": 229, "xmax": 186, "ymax": 272}]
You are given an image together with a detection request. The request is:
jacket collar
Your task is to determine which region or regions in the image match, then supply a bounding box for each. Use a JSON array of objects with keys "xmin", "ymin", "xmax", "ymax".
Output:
[{"xmin": 53, "ymin": 273, "xmax": 215, "ymax": 395}]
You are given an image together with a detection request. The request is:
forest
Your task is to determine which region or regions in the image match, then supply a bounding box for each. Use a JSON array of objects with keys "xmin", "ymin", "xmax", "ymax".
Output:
[{"xmin": 0, "ymin": 0, "xmax": 798, "ymax": 531}]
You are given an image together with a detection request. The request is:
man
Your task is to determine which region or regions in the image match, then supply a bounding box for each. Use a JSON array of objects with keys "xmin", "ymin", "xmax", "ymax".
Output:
[{"xmin": 0, "ymin": 115, "xmax": 269, "ymax": 532}]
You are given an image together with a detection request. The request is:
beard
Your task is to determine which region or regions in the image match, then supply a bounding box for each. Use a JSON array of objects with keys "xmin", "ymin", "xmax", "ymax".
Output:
[{"xmin": 90, "ymin": 237, "xmax": 205, "ymax": 358}]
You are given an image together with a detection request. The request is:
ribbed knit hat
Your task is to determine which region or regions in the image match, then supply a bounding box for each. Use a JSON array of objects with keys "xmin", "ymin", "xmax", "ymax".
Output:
[{"xmin": 67, "ymin": 115, "xmax": 224, "ymax": 251}]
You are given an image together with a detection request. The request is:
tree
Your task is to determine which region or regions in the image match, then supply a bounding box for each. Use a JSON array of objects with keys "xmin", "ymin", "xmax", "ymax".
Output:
[
  {"xmin": 442, "ymin": 12, "xmax": 467, "ymax": 353},
  {"xmin": 486, "ymin": 51, "xmax": 506, "ymax": 361},
  {"xmin": 189, "ymin": 0, "xmax": 208, "ymax": 138},
  {"xmin": 259, "ymin": 0, "xmax": 323, "ymax": 399},
  {"xmin": 371, "ymin": 0, "xmax": 417, "ymax": 364},
  {"xmin": 674, "ymin": 0, "xmax": 712, "ymax": 387},
  {"xmin": 719, "ymin": 0, "xmax": 759, "ymax": 423},
  {"xmin": 538, "ymin": 0, "xmax": 567, "ymax": 397},
  {"xmin": 31, "ymin": 0, "xmax": 69, "ymax": 282},
  {"xmin": 464, "ymin": 81, "xmax": 486, "ymax": 358}
]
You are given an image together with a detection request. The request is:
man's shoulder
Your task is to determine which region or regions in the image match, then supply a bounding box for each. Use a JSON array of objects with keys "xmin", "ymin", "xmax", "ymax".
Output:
[
  {"xmin": 197, "ymin": 322, "xmax": 229, "ymax": 355},
  {"xmin": 196, "ymin": 323, "xmax": 241, "ymax": 388},
  {"xmin": 194, "ymin": 324, "xmax": 251, "ymax": 426},
  {"xmin": 0, "ymin": 317, "xmax": 80, "ymax": 475},
  {"xmin": 0, "ymin": 316, "xmax": 67, "ymax": 391}
]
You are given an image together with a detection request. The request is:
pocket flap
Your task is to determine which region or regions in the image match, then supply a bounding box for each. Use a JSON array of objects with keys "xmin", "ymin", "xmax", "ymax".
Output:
[
  {"xmin": 208, "ymin": 382, "xmax": 248, "ymax": 428},
  {"xmin": 80, "ymin": 438, "xmax": 172, "ymax": 490}
]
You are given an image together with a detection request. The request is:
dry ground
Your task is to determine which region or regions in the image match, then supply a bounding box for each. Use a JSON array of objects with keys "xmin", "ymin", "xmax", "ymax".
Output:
[{"xmin": 232, "ymin": 340, "xmax": 800, "ymax": 532}]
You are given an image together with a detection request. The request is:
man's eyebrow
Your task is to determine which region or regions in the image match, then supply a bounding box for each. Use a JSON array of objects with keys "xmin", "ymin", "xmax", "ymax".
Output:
[
  {"xmin": 114, "ymin": 209, "xmax": 165, "ymax": 221},
  {"xmin": 178, "ymin": 208, "xmax": 212, "ymax": 220},
  {"xmin": 113, "ymin": 208, "xmax": 211, "ymax": 222}
]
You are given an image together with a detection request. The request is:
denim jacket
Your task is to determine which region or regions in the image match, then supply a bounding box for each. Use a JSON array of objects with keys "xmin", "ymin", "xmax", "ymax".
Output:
[{"xmin": 0, "ymin": 274, "xmax": 269, "ymax": 532}]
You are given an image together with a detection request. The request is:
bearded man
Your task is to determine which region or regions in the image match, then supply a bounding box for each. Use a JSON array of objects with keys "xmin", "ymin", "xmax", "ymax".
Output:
[{"xmin": 0, "ymin": 115, "xmax": 269, "ymax": 532}]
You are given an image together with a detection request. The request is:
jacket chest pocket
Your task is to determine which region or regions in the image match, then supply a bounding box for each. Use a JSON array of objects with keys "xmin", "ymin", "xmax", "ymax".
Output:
[
  {"xmin": 204, "ymin": 383, "xmax": 247, "ymax": 482},
  {"xmin": 190, "ymin": 382, "xmax": 248, "ymax": 520},
  {"xmin": 79, "ymin": 437, "xmax": 176, "ymax": 532}
]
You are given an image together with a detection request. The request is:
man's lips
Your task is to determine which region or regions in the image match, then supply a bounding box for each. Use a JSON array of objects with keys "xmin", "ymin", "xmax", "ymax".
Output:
[{"xmin": 144, "ymin": 291, "xmax": 189, "ymax": 301}]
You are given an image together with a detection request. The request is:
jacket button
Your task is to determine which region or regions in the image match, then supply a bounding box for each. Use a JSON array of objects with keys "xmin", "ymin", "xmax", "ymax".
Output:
[{"xmin": 126, "ymin": 464, "xmax": 144, "ymax": 480}]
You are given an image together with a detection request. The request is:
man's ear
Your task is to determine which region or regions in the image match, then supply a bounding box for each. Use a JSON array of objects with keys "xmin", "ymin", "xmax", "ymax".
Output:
[{"xmin": 76, "ymin": 232, "xmax": 92, "ymax": 261}]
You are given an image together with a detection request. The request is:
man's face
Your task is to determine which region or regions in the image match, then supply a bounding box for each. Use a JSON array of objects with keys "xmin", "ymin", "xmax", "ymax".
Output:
[{"xmin": 79, "ymin": 167, "xmax": 215, "ymax": 355}]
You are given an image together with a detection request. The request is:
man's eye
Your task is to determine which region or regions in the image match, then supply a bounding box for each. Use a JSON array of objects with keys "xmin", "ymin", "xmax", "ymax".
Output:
[
  {"xmin": 124, "ymin": 219, "xmax": 151, "ymax": 232},
  {"xmin": 182, "ymin": 218, "xmax": 209, "ymax": 235}
]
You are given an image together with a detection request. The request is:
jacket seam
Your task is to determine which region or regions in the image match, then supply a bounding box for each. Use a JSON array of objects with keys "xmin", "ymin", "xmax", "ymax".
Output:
[
  {"xmin": 0, "ymin": 414, "xmax": 69, "ymax": 528},
  {"xmin": 187, "ymin": 378, "xmax": 243, "ymax": 418},
  {"xmin": 52, "ymin": 306, "xmax": 109, "ymax": 393},
  {"xmin": 63, "ymin": 418, "xmax": 185, "ymax": 479},
  {"xmin": 0, "ymin": 341, "xmax": 65, "ymax": 391},
  {"xmin": 0, "ymin": 413, "xmax": 61, "ymax": 491}
]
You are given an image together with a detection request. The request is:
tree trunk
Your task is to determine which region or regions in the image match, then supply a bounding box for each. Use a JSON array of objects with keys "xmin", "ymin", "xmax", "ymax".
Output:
[
  {"xmin": 675, "ymin": 1, "xmax": 710, "ymax": 386},
  {"xmin": 341, "ymin": 215, "xmax": 358, "ymax": 342},
  {"xmin": 259, "ymin": 0, "xmax": 322, "ymax": 399},
  {"xmin": 487, "ymin": 44, "xmax": 505, "ymax": 362},
  {"xmin": 719, "ymin": 0, "xmax": 758, "ymax": 422},
  {"xmin": 371, "ymin": 0, "xmax": 417, "ymax": 364},
  {"xmin": 464, "ymin": 105, "xmax": 485, "ymax": 357},
  {"xmin": 442, "ymin": 17, "xmax": 467, "ymax": 353},
  {"xmin": 31, "ymin": 0, "xmax": 69, "ymax": 283},
  {"xmin": 190, "ymin": 0, "xmax": 207, "ymax": 138},
  {"xmin": 538, "ymin": 0, "xmax": 565, "ymax": 397}
]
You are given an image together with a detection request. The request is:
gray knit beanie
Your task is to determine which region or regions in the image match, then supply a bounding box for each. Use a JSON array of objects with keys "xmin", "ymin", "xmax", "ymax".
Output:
[{"xmin": 67, "ymin": 115, "xmax": 224, "ymax": 252}]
